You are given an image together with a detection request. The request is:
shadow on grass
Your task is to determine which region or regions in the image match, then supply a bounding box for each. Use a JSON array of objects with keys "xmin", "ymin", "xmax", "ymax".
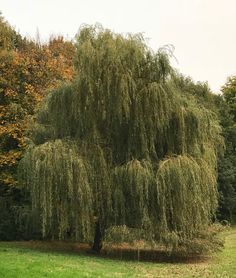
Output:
[{"xmin": 1, "ymin": 240, "xmax": 212, "ymax": 264}]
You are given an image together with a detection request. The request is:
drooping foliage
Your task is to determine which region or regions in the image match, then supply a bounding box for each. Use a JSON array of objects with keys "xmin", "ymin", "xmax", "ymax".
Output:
[
  {"xmin": 19, "ymin": 25, "xmax": 223, "ymax": 252},
  {"xmin": 173, "ymin": 73, "xmax": 236, "ymax": 224},
  {"xmin": 157, "ymin": 155, "xmax": 217, "ymax": 237}
]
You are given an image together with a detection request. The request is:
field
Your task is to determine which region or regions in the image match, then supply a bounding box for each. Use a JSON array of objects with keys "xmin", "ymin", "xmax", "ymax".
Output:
[{"xmin": 0, "ymin": 227, "xmax": 235, "ymax": 278}]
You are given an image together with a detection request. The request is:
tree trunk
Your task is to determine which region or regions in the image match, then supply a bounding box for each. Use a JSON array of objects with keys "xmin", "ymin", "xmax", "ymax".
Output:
[{"xmin": 92, "ymin": 221, "xmax": 103, "ymax": 253}]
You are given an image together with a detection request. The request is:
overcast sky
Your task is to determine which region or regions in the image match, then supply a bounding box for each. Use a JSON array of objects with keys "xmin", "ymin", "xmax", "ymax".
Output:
[{"xmin": 1, "ymin": 0, "xmax": 236, "ymax": 92}]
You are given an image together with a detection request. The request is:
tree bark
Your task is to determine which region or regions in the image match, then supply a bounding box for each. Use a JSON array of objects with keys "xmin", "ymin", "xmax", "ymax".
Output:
[{"xmin": 92, "ymin": 221, "xmax": 103, "ymax": 253}]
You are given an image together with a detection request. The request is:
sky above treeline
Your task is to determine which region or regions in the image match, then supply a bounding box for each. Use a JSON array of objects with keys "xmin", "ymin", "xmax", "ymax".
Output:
[{"xmin": 1, "ymin": 0, "xmax": 236, "ymax": 93}]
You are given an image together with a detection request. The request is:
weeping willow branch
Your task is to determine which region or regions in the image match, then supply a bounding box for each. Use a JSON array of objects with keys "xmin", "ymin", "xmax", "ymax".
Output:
[{"xmin": 157, "ymin": 155, "xmax": 217, "ymax": 240}]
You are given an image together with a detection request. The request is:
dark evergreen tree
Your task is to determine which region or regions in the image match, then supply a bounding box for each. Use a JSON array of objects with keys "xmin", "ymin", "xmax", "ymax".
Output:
[{"xmin": 217, "ymin": 78, "xmax": 236, "ymax": 223}]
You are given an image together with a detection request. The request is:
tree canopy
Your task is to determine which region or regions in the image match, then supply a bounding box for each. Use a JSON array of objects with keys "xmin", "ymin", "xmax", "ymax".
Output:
[
  {"xmin": 222, "ymin": 76, "xmax": 236, "ymax": 121},
  {"xmin": 0, "ymin": 16, "xmax": 75, "ymax": 187},
  {"xmin": 0, "ymin": 15, "xmax": 76, "ymax": 240},
  {"xmin": 19, "ymin": 26, "xmax": 223, "ymax": 253},
  {"xmin": 216, "ymin": 77, "xmax": 236, "ymax": 222}
]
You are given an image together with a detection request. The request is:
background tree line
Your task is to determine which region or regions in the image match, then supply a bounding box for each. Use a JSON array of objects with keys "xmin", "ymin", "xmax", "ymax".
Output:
[
  {"xmin": 0, "ymin": 15, "xmax": 235, "ymax": 247},
  {"xmin": 0, "ymin": 14, "xmax": 76, "ymax": 239}
]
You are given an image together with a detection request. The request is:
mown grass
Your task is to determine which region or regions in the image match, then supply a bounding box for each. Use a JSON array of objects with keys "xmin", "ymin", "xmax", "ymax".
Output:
[
  {"xmin": 0, "ymin": 227, "xmax": 235, "ymax": 278},
  {"xmin": 209, "ymin": 227, "xmax": 236, "ymax": 277}
]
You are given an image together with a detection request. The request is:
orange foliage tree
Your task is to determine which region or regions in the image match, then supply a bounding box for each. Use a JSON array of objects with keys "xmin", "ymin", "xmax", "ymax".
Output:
[{"xmin": 0, "ymin": 15, "xmax": 76, "ymax": 188}]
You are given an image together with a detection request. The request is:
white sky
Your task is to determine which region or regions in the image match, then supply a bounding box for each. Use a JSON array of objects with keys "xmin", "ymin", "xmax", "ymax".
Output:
[{"xmin": 1, "ymin": 0, "xmax": 236, "ymax": 92}]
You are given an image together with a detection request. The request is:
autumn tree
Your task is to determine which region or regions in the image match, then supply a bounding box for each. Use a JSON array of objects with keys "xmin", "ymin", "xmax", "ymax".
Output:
[
  {"xmin": 0, "ymin": 16, "xmax": 75, "ymax": 188},
  {"xmin": 0, "ymin": 15, "xmax": 75, "ymax": 239},
  {"xmin": 19, "ymin": 26, "xmax": 223, "ymax": 254}
]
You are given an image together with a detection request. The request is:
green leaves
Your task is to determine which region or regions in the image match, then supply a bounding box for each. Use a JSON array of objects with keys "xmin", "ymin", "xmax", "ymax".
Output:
[{"xmin": 19, "ymin": 26, "xmax": 223, "ymax": 253}]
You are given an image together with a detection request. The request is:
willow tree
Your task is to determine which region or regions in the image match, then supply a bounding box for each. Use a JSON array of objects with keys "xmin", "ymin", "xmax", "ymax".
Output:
[{"xmin": 19, "ymin": 25, "xmax": 222, "ymax": 253}]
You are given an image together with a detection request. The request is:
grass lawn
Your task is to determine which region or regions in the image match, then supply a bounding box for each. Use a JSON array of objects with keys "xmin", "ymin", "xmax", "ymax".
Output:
[{"xmin": 0, "ymin": 227, "xmax": 235, "ymax": 278}]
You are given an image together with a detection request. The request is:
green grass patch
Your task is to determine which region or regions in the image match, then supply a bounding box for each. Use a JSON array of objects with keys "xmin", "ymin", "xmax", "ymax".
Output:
[{"xmin": 0, "ymin": 227, "xmax": 235, "ymax": 277}]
